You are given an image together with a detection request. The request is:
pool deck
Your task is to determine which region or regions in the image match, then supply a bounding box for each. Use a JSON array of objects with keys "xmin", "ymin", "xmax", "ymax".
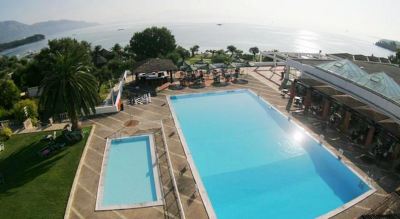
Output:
[{"xmin": 65, "ymin": 70, "xmax": 399, "ymax": 219}]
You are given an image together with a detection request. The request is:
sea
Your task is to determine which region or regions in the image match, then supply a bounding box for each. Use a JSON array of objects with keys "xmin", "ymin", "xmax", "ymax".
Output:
[{"xmin": 0, "ymin": 22, "xmax": 394, "ymax": 58}]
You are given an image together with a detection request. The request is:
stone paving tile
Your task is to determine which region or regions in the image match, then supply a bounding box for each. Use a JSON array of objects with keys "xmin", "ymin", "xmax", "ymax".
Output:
[
  {"xmin": 91, "ymin": 126, "xmax": 113, "ymax": 138},
  {"xmin": 177, "ymin": 176, "xmax": 198, "ymax": 198},
  {"xmin": 68, "ymin": 209, "xmax": 82, "ymax": 219},
  {"xmin": 166, "ymin": 139, "xmax": 186, "ymax": 156},
  {"xmin": 89, "ymin": 136, "xmax": 107, "ymax": 155},
  {"xmin": 140, "ymin": 103, "xmax": 171, "ymax": 114},
  {"xmin": 78, "ymin": 165, "xmax": 100, "ymax": 195},
  {"xmin": 117, "ymin": 206, "xmax": 165, "ymax": 219},
  {"xmin": 93, "ymin": 116, "xmax": 124, "ymax": 130},
  {"xmin": 357, "ymin": 193, "xmax": 386, "ymax": 208},
  {"xmin": 334, "ymin": 206, "xmax": 369, "ymax": 219},
  {"xmin": 71, "ymin": 187, "xmax": 119, "ymax": 219},
  {"xmin": 108, "ymin": 111, "xmax": 132, "ymax": 121},
  {"xmin": 180, "ymin": 195, "xmax": 208, "ymax": 219},
  {"xmin": 83, "ymin": 149, "xmax": 104, "ymax": 172}
]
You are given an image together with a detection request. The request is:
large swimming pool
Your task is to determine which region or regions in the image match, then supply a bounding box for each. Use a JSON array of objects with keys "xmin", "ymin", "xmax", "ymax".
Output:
[
  {"xmin": 96, "ymin": 135, "xmax": 163, "ymax": 210},
  {"xmin": 169, "ymin": 89, "xmax": 373, "ymax": 219}
]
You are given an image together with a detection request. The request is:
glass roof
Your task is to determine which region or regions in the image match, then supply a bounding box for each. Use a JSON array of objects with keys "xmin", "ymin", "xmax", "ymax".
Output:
[
  {"xmin": 356, "ymin": 72, "xmax": 400, "ymax": 103},
  {"xmin": 317, "ymin": 59, "xmax": 368, "ymax": 81},
  {"xmin": 317, "ymin": 60, "xmax": 400, "ymax": 104}
]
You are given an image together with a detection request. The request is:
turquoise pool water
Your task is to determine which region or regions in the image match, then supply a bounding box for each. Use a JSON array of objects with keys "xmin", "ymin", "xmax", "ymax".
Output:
[
  {"xmin": 170, "ymin": 89, "xmax": 371, "ymax": 219},
  {"xmin": 97, "ymin": 135, "xmax": 162, "ymax": 210}
]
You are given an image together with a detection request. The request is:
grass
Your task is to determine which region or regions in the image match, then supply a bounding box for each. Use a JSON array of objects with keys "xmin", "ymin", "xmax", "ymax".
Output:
[
  {"xmin": 0, "ymin": 127, "xmax": 92, "ymax": 219},
  {"xmin": 187, "ymin": 54, "xmax": 212, "ymax": 64}
]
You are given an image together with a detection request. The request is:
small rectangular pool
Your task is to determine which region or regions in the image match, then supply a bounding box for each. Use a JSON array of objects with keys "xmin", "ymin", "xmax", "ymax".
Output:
[
  {"xmin": 169, "ymin": 89, "xmax": 374, "ymax": 219},
  {"xmin": 96, "ymin": 134, "xmax": 163, "ymax": 210}
]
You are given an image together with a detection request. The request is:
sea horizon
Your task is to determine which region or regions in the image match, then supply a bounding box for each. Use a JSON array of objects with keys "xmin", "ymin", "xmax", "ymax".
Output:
[{"xmin": 0, "ymin": 22, "xmax": 395, "ymax": 58}]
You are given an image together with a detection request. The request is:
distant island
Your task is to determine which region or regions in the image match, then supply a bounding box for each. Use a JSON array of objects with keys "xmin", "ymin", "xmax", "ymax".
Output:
[
  {"xmin": 375, "ymin": 39, "xmax": 400, "ymax": 52},
  {"xmin": 0, "ymin": 34, "xmax": 45, "ymax": 52},
  {"xmin": 0, "ymin": 20, "xmax": 97, "ymax": 43}
]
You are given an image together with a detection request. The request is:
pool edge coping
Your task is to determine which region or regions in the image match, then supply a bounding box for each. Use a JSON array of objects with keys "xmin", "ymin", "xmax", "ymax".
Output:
[
  {"xmin": 95, "ymin": 134, "xmax": 164, "ymax": 211},
  {"xmin": 167, "ymin": 88, "xmax": 376, "ymax": 219},
  {"xmin": 64, "ymin": 125, "xmax": 96, "ymax": 219},
  {"xmin": 167, "ymin": 91, "xmax": 218, "ymax": 219}
]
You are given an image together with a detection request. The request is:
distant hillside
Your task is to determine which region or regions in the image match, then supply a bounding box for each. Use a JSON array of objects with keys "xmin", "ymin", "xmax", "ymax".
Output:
[
  {"xmin": 0, "ymin": 20, "xmax": 97, "ymax": 43},
  {"xmin": 375, "ymin": 39, "xmax": 400, "ymax": 52},
  {"xmin": 0, "ymin": 34, "xmax": 45, "ymax": 52}
]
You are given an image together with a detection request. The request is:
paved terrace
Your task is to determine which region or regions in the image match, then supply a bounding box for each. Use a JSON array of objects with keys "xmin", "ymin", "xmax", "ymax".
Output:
[{"xmin": 65, "ymin": 71, "xmax": 397, "ymax": 219}]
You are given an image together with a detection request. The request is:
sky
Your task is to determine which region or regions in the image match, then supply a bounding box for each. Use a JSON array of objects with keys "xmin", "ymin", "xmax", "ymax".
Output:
[{"xmin": 1, "ymin": 0, "xmax": 399, "ymax": 40}]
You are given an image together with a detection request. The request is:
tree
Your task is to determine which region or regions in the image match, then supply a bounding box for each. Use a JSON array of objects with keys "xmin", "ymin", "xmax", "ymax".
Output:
[
  {"xmin": 111, "ymin": 43, "xmax": 122, "ymax": 55},
  {"xmin": 92, "ymin": 45, "xmax": 107, "ymax": 68},
  {"xmin": 165, "ymin": 51, "xmax": 181, "ymax": 65},
  {"xmin": 190, "ymin": 45, "xmax": 200, "ymax": 57},
  {"xmin": 13, "ymin": 99, "xmax": 38, "ymax": 122},
  {"xmin": 129, "ymin": 27, "xmax": 176, "ymax": 61},
  {"xmin": 211, "ymin": 54, "xmax": 230, "ymax": 64},
  {"xmin": 227, "ymin": 45, "xmax": 237, "ymax": 57},
  {"xmin": 175, "ymin": 46, "xmax": 190, "ymax": 61},
  {"xmin": 235, "ymin": 49, "xmax": 243, "ymax": 56},
  {"xmin": 389, "ymin": 49, "xmax": 400, "ymax": 64},
  {"xmin": 249, "ymin": 47, "xmax": 260, "ymax": 60},
  {"xmin": 0, "ymin": 56, "xmax": 21, "ymax": 79},
  {"xmin": 39, "ymin": 40, "xmax": 99, "ymax": 131},
  {"xmin": 93, "ymin": 66, "xmax": 111, "ymax": 92},
  {"xmin": 13, "ymin": 38, "xmax": 93, "ymax": 89},
  {"xmin": 0, "ymin": 79, "xmax": 20, "ymax": 109},
  {"xmin": 208, "ymin": 49, "xmax": 217, "ymax": 57},
  {"xmin": 216, "ymin": 49, "xmax": 226, "ymax": 55}
]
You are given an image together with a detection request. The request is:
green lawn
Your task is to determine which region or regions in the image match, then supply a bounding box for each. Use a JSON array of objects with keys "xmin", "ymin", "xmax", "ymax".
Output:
[
  {"xmin": 187, "ymin": 54, "xmax": 212, "ymax": 64},
  {"xmin": 0, "ymin": 127, "xmax": 91, "ymax": 219}
]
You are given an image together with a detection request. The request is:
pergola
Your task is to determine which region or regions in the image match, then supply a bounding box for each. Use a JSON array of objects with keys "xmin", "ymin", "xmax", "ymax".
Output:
[
  {"xmin": 133, "ymin": 58, "xmax": 178, "ymax": 83},
  {"xmin": 133, "ymin": 58, "xmax": 178, "ymax": 74},
  {"xmin": 298, "ymin": 77, "xmax": 400, "ymax": 139}
]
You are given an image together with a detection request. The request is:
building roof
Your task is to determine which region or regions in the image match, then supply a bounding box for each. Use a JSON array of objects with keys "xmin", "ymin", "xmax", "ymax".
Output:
[
  {"xmin": 353, "ymin": 61, "xmax": 400, "ymax": 84},
  {"xmin": 133, "ymin": 58, "xmax": 177, "ymax": 73},
  {"xmin": 316, "ymin": 59, "xmax": 368, "ymax": 81},
  {"xmin": 329, "ymin": 53, "xmax": 354, "ymax": 60},
  {"xmin": 315, "ymin": 59, "xmax": 400, "ymax": 104},
  {"xmin": 356, "ymin": 72, "xmax": 400, "ymax": 102}
]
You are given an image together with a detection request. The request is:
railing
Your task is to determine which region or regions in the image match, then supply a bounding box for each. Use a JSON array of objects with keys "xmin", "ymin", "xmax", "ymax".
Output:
[{"xmin": 160, "ymin": 120, "xmax": 186, "ymax": 219}]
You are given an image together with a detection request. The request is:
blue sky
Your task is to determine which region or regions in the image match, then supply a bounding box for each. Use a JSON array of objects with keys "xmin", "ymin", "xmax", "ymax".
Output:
[{"xmin": 1, "ymin": 0, "xmax": 399, "ymax": 40}]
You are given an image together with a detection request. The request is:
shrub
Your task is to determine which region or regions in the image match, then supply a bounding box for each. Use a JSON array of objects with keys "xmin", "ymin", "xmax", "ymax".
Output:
[
  {"xmin": 211, "ymin": 54, "xmax": 230, "ymax": 64},
  {"xmin": 0, "ymin": 127, "xmax": 12, "ymax": 140},
  {"xmin": 13, "ymin": 99, "xmax": 39, "ymax": 122},
  {"xmin": 0, "ymin": 107, "xmax": 12, "ymax": 120}
]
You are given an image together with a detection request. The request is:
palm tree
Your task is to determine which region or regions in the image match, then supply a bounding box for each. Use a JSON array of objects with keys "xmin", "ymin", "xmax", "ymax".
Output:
[
  {"xmin": 210, "ymin": 49, "xmax": 217, "ymax": 57},
  {"xmin": 190, "ymin": 45, "xmax": 200, "ymax": 57},
  {"xmin": 111, "ymin": 43, "xmax": 123, "ymax": 57},
  {"xmin": 249, "ymin": 47, "xmax": 259, "ymax": 61},
  {"xmin": 40, "ymin": 52, "xmax": 99, "ymax": 130},
  {"xmin": 92, "ymin": 45, "xmax": 105, "ymax": 67},
  {"xmin": 227, "ymin": 45, "xmax": 237, "ymax": 57}
]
